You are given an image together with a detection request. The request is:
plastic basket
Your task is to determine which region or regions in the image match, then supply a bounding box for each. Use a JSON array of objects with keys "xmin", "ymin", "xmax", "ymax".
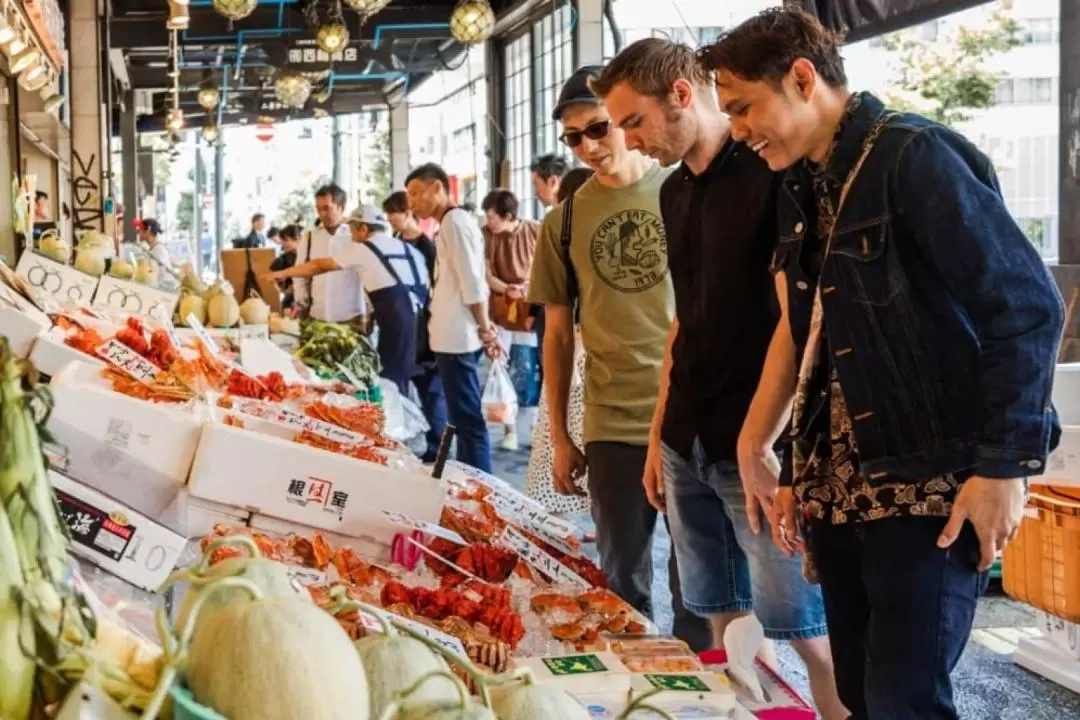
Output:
[
  {"xmin": 1002, "ymin": 485, "xmax": 1080, "ymax": 621},
  {"xmin": 170, "ymin": 686, "xmax": 227, "ymax": 720}
]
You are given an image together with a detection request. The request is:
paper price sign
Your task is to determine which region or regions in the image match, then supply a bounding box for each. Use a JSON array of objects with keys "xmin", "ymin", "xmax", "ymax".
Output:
[
  {"xmin": 185, "ymin": 314, "xmax": 221, "ymax": 354},
  {"xmin": 383, "ymin": 511, "xmax": 466, "ymax": 546},
  {"xmin": 518, "ymin": 505, "xmax": 578, "ymax": 540},
  {"xmin": 360, "ymin": 607, "xmax": 467, "ymax": 659},
  {"xmin": 272, "ymin": 405, "xmax": 368, "ymax": 446},
  {"xmin": 95, "ymin": 339, "xmax": 158, "ymax": 384},
  {"xmin": 500, "ymin": 526, "xmax": 590, "ymax": 589},
  {"xmin": 287, "ymin": 566, "xmax": 327, "ymax": 586}
]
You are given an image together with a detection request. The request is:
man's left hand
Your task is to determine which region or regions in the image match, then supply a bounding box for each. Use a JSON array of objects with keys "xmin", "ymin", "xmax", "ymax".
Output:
[{"xmin": 937, "ymin": 475, "xmax": 1026, "ymax": 571}]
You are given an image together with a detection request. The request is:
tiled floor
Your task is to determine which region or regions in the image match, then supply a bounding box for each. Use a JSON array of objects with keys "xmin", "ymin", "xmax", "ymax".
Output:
[{"xmin": 489, "ymin": 441, "xmax": 1080, "ymax": 718}]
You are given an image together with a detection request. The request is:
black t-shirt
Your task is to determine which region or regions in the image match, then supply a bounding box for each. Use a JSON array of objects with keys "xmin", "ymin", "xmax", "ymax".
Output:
[
  {"xmin": 660, "ymin": 138, "xmax": 781, "ymax": 464},
  {"xmin": 270, "ymin": 249, "xmax": 297, "ymax": 307}
]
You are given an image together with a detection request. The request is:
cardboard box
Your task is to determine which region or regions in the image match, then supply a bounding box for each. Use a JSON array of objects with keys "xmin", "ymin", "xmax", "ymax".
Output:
[
  {"xmin": 92, "ymin": 274, "xmax": 180, "ymax": 319},
  {"xmin": 187, "ymin": 411, "xmax": 444, "ymax": 544},
  {"xmin": 49, "ymin": 470, "xmax": 187, "ymax": 592},
  {"xmin": 47, "ymin": 361, "xmax": 203, "ymax": 518}
]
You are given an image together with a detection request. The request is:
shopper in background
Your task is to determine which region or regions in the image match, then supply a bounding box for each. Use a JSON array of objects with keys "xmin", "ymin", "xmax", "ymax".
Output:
[
  {"xmin": 406, "ymin": 163, "xmax": 501, "ymax": 473},
  {"xmin": 526, "ymin": 167, "xmax": 594, "ymax": 521},
  {"xmin": 235, "ymin": 213, "xmax": 267, "ymax": 249},
  {"xmin": 138, "ymin": 218, "xmax": 179, "ymax": 291},
  {"xmin": 529, "ymin": 67, "xmax": 709, "ymax": 651},
  {"xmin": 593, "ymin": 38, "xmax": 844, "ymax": 716},
  {"xmin": 267, "ymin": 226, "xmax": 281, "ymax": 248},
  {"xmin": 482, "ymin": 188, "xmax": 541, "ymax": 451},
  {"xmin": 269, "ymin": 224, "xmax": 300, "ymax": 310},
  {"xmin": 384, "ymin": 190, "xmax": 447, "ymax": 462},
  {"xmin": 531, "ymin": 154, "xmax": 570, "ymax": 208},
  {"xmin": 706, "ymin": 9, "xmax": 1064, "ymax": 717},
  {"xmin": 266, "ymin": 206, "xmax": 429, "ymax": 394},
  {"xmin": 293, "ymin": 184, "xmax": 367, "ymax": 332}
]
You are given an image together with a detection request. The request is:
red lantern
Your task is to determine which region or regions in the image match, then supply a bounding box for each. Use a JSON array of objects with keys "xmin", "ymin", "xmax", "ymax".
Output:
[{"xmin": 255, "ymin": 122, "xmax": 275, "ymax": 143}]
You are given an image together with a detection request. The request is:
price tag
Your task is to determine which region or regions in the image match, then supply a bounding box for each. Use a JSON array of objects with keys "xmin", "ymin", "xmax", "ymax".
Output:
[
  {"xmin": 518, "ymin": 505, "xmax": 578, "ymax": 539},
  {"xmin": 185, "ymin": 314, "xmax": 220, "ymax": 354},
  {"xmin": 360, "ymin": 607, "xmax": 467, "ymax": 659},
  {"xmin": 269, "ymin": 404, "xmax": 368, "ymax": 445},
  {"xmin": 286, "ymin": 566, "xmax": 327, "ymax": 585},
  {"xmin": 499, "ymin": 525, "xmax": 590, "ymax": 589},
  {"xmin": 239, "ymin": 324, "xmax": 269, "ymax": 340},
  {"xmin": 95, "ymin": 339, "xmax": 158, "ymax": 384},
  {"xmin": 383, "ymin": 511, "xmax": 466, "ymax": 546}
]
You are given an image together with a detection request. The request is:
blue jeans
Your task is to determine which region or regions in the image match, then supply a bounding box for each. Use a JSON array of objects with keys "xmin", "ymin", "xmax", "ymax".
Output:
[
  {"xmin": 808, "ymin": 515, "xmax": 988, "ymax": 719},
  {"xmin": 412, "ymin": 365, "xmax": 448, "ymax": 462},
  {"xmin": 435, "ymin": 351, "xmax": 492, "ymax": 473},
  {"xmin": 662, "ymin": 441, "xmax": 827, "ymax": 640}
]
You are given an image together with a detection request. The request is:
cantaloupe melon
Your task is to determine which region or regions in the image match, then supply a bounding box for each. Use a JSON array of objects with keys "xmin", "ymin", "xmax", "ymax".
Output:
[{"xmin": 380, "ymin": 671, "xmax": 495, "ymax": 720}]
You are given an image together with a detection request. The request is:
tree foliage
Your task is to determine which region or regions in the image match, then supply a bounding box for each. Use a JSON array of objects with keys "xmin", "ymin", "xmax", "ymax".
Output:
[
  {"xmin": 175, "ymin": 191, "xmax": 194, "ymax": 232},
  {"xmin": 879, "ymin": 1, "xmax": 1020, "ymax": 126},
  {"xmin": 364, "ymin": 127, "xmax": 391, "ymax": 205},
  {"xmin": 278, "ymin": 174, "xmax": 332, "ymax": 227}
]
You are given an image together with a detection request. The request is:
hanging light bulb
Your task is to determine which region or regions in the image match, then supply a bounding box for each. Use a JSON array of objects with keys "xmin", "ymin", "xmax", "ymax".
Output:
[
  {"xmin": 167, "ymin": 0, "xmax": 190, "ymax": 29},
  {"xmin": 10, "ymin": 46, "xmax": 38, "ymax": 74},
  {"xmin": 166, "ymin": 107, "xmax": 185, "ymax": 133},
  {"xmin": 274, "ymin": 73, "xmax": 312, "ymax": 108},
  {"xmin": 202, "ymin": 123, "xmax": 219, "ymax": 143},
  {"xmin": 197, "ymin": 86, "xmax": 220, "ymax": 111},
  {"xmin": 343, "ymin": 0, "xmax": 390, "ymax": 15},
  {"xmin": 24, "ymin": 68, "xmax": 48, "ymax": 92},
  {"xmin": 315, "ymin": 21, "xmax": 349, "ymax": 54},
  {"xmin": 449, "ymin": 0, "xmax": 495, "ymax": 45},
  {"xmin": 7, "ymin": 36, "xmax": 26, "ymax": 56},
  {"xmin": 212, "ymin": 0, "xmax": 257, "ymax": 23}
]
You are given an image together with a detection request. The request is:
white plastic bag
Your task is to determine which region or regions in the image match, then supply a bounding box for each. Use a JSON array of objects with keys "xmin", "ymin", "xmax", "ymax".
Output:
[{"xmin": 483, "ymin": 359, "xmax": 519, "ymax": 424}]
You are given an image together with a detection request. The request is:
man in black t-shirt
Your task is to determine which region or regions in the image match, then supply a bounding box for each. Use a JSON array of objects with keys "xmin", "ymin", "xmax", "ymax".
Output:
[
  {"xmin": 269, "ymin": 224, "xmax": 300, "ymax": 309},
  {"xmin": 594, "ymin": 40, "xmax": 845, "ymax": 718}
]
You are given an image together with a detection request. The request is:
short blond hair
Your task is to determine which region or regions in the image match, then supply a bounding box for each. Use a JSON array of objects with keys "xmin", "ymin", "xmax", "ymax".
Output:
[{"xmin": 588, "ymin": 37, "xmax": 710, "ymax": 99}]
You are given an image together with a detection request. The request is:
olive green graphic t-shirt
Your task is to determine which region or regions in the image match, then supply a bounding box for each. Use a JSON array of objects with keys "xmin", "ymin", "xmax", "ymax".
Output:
[{"xmin": 529, "ymin": 164, "xmax": 674, "ymax": 446}]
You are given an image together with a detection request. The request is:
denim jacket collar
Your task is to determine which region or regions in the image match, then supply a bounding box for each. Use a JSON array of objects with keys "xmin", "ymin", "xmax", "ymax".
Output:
[{"xmin": 783, "ymin": 92, "xmax": 889, "ymax": 190}]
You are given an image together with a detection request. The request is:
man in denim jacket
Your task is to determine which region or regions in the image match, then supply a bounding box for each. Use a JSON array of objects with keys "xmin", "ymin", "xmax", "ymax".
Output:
[{"xmin": 701, "ymin": 8, "xmax": 1064, "ymax": 719}]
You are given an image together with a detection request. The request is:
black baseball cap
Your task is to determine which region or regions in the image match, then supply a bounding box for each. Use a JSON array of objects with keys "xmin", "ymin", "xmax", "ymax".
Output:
[{"xmin": 553, "ymin": 65, "xmax": 605, "ymax": 121}]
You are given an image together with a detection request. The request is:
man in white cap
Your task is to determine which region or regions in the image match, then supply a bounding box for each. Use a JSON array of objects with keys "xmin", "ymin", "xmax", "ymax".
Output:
[{"xmin": 265, "ymin": 204, "xmax": 432, "ymax": 394}]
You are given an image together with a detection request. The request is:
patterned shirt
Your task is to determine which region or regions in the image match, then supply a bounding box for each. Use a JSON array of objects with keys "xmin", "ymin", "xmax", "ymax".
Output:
[{"xmin": 792, "ymin": 93, "xmax": 959, "ymax": 525}]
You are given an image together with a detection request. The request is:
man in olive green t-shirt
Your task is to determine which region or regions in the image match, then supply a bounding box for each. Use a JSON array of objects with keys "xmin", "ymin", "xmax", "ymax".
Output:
[{"xmin": 528, "ymin": 66, "xmax": 709, "ymax": 650}]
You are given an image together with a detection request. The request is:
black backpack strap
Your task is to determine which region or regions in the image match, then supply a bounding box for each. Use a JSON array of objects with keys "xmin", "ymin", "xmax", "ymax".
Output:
[{"xmin": 560, "ymin": 192, "xmax": 579, "ymax": 308}]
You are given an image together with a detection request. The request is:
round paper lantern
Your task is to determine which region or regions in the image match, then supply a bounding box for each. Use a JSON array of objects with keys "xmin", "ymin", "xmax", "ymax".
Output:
[
  {"xmin": 274, "ymin": 73, "xmax": 312, "ymax": 108},
  {"xmin": 212, "ymin": 0, "xmax": 256, "ymax": 22},
  {"xmin": 449, "ymin": 0, "xmax": 495, "ymax": 45}
]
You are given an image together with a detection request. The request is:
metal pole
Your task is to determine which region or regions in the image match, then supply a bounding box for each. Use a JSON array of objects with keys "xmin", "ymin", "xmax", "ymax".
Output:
[
  {"xmin": 332, "ymin": 114, "xmax": 344, "ymax": 188},
  {"xmin": 193, "ymin": 133, "xmax": 204, "ymax": 274},
  {"xmin": 214, "ymin": 128, "xmax": 225, "ymax": 273},
  {"xmin": 120, "ymin": 89, "xmax": 138, "ymax": 246},
  {"xmin": 1060, "ymin": 0, "xmax": 1079, "ymax": 265}
]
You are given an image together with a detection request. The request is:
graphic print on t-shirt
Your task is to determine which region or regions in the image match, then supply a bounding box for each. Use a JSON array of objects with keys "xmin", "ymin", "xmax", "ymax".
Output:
[{"xmin": 589, "ymin": 208, "xmax": 668, "ymax": 293}]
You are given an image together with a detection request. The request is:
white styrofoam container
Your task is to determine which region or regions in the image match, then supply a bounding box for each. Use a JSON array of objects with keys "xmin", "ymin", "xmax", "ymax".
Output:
[
  {"xmin": 30, "ymin": 327, "xmax": 107, "ymax": 376},
  {"xmin": 158, "ymin": 490, "xmax": 252, "ymax": 539},
  {"xmin": 50, "ymin": 470, "xmax": 187, "ymax": 592},
  {"xmin": 248, "ymin": 513, "xmax": 391, "ymax": 564},
  {"xmin": 187, "ymin": 411, "xmax": 444, "ymax": 544},
  {"xmin": 0, "ymin": 298, "xmax": 51, "ymax": 357}
]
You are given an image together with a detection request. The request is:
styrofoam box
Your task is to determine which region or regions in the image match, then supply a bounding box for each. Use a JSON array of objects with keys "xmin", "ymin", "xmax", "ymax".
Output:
[
  {"xmin": 0, "ymin": 284, "xmax": 52, "ymax": 357},
  {"xmin": 30, "ymin": 326, "xmax": 106, "ymax": 376},
  {"xmin": 1036, "ymin": 610, "xmax": 1080, "ymax": 661},
  {"xmin": 47, "ymin": 361, "xmax": 204, "ymax": 517},
  {"xmin": 158, "ymin": 490, "xmax": 252, "ymax": 539},
  {"xmin": 49, "ymin": 470, "xmax": 187, "ymax": 592},
  {"xmin": 1041, "ymin": 364, "xmax": 1080, "ymax": 487},
  {"xmin": 187, "ymin": 409, "xmax": 444, "ymax": 544}
]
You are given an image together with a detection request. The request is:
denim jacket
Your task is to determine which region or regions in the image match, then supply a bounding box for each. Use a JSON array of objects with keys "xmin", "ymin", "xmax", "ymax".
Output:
[{"xmin": 773, "ymin": 93, "xmax": 1064, "ymax": 483}]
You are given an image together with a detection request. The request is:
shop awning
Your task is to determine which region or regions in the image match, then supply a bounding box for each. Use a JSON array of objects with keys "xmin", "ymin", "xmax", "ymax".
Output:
[{"xmin": 789, "ymin": 0, "xmax": 994, "ymax": 43}]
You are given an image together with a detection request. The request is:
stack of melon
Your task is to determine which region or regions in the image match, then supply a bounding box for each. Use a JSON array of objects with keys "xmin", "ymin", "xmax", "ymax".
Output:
[
  {"xmin": 176, "ymin": 270, "xmax": 271, "ymax": 330},
  {"xmin": 142, "ymin": 538, "xmax": 657, "ymax": 720}
]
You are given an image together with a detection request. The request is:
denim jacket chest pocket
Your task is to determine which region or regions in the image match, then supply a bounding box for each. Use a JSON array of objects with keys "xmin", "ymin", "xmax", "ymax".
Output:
[{"xmin": 825, "ymin": 219, "xmax": 903, "ymax": 307}]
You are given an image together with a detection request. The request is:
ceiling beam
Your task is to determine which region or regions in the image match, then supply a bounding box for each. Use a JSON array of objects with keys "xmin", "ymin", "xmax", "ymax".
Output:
[{"xmin": 109, "ymin": 5, "xmax": 454, "ymax": 49}]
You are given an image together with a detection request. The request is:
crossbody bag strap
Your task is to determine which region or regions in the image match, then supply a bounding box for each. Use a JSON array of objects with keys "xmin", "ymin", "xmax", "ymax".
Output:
[{"xmin": 560, "ymin": 191, "xmax": 578, "ymax": 305}]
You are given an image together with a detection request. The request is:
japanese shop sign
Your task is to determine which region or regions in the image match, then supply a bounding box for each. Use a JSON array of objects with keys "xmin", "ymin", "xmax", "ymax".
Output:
[{"xmin": 284, "ymin": 476, "xmax": 350, "ymax": 517}]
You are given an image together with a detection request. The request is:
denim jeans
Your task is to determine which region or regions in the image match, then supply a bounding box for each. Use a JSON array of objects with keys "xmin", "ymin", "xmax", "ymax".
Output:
[
  {"xmin": 435, "ymin": 350, "xmax": 492, "ymax": 473},
  {"xmin": 808, "ymin": 515, "xmax": 988, "ymax": 719},
  {"xmin": 412, "ymin": 364, "xmax": 448, "ymax": 462},
  {"xmin": 585, "ymin": 441, "xmax": 712, "ymax": 652}
]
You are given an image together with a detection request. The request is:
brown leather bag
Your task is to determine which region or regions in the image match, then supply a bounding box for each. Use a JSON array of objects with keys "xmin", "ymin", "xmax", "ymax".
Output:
[{"xmin": 491, "ymin": 293, "xmax": 535, "ymax": 332}]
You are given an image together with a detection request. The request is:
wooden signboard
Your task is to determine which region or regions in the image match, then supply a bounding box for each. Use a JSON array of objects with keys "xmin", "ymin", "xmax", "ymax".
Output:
[{"xmin": 220, "ymin": 248, "xmax": 282, "ymax": 315}]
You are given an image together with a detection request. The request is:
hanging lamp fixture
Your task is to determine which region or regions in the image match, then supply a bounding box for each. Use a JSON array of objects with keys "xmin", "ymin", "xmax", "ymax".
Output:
[
  {"xmin": 203, "ymin": 123, "xmax": 219, "ymax": 144},
  {"xmin": 197, "ymin": 86, "xmax": 220, "ymax": 111},
  {"xmin": 305, "ymin": 0, "xmax": 351, "ymax": 55},
  {"xmin": 212, "ymin": 0, "xmax": 257, "ymax": 27},
  {"xmin": 449, "ymin": 0, "xmax": 495, "ymax": 45},
  {"xmin": 274, "ymin": 73, "xmax": 312, "ymax": 108},
  {"xmin": 343, "ymin": 0, "xmax": 390, "ymax": 16}
]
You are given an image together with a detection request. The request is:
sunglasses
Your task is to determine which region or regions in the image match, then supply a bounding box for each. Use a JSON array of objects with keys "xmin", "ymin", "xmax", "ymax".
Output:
[{"xmin": 559, "ymin": 120, "xmax": 611, "ymax": 148}]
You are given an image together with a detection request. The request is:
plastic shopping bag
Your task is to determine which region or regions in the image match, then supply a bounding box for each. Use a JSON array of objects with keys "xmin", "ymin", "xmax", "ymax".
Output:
[{"xmin": 483, "ymin": 359, "xmax": 519, "ymax": 424}]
